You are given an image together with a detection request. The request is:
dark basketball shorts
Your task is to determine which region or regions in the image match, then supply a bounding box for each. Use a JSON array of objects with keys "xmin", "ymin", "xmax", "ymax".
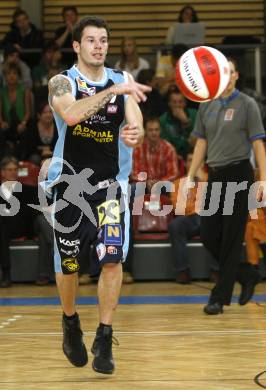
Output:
[{"xmin": 51, "ymin": 184, "xmax": 130, "ymax": 274}]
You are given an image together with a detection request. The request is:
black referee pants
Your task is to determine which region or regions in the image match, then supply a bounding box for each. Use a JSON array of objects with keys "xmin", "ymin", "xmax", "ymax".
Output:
[{"xmin": 200, "ymin": 160, "xmax": 254, "ymax": 305}]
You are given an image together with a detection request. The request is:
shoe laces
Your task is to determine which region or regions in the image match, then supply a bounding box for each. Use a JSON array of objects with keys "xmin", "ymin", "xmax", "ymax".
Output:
[
  {"xmin": 64, "ymin": 320, "xmax": 83, "ymax": 341},
  {"xmin": 97, "ymin": 335, "xmax": 119, "ymax": 359}
]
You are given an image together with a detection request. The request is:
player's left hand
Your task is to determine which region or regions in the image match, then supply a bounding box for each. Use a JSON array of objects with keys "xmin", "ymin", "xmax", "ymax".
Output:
[
  {"xmin": 257, "ymin": 180, "xmax": 266, "ymax": 204},
  {"xmin": 120, "ymin": 123, "xmax": 143, "ymax": 147}
]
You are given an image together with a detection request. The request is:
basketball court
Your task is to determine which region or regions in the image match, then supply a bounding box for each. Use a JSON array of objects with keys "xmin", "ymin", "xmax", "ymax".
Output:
[{"xmin": 0, "ymin": 282, "xmax": 266, "ymax": 389}]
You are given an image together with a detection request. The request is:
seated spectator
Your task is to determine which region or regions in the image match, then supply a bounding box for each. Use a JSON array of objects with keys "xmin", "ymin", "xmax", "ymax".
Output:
[
  {"xmin": 2, "ymin": 8, "xmax": 43, "ymax": 67},
  {"xmin": 245, "ymin": 168, "xmax": 266, "ymax": 284},
  {"xmin": 131, "ymin": 116, "xmax": 178, "ymax": 193},
  {"xmin": 0, "ymin": 63, "xmax": 32, "ymax": 160},
  {"xmin": 168, "ymin": 152, "xmax": 218, "ymax": 284},
  {"xmin": 54, "ymin": 5, "xmax": 79, "ymax": 66},
  {"xmin": 137, "ymin": 69, "xmax": 166, "ymax": 119},
  {"xmin": 245, "ymin": 208, "xmax": 266, "ymax": 269},
  {"xmin": 165, "ymin": 5, "xmax": 200, "ymax": 44},
  {"xmin": 115, "ymin": 37, "xmax": 150, "ymax": 80},
  {"xmin": 32, "ymin": 41, "xmax": 63, "ymax": 88},
  {"xmin": 160, "ymin": 87, "xmax": 197, "ymax": 158},
  {"xmin": 29, "ymin": 103, "xmax": 58, "ymax": 165},
  {"xmin": 0, "ymin": 156, "xmax": 37, "ymax": 287},
  {"xmin": 34, "ymin": 64, "xmax": 62, "ymax": 109},
  {"xmin": 155, "ymin": 43, "xmax": 188, "ymax": 96},
  {"xmin": 0, "ymin": 44, "xmax": 32, "ymax": 89}
]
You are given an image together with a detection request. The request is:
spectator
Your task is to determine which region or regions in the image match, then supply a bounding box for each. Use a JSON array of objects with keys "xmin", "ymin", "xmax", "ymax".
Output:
[
  {"xmin": 178, "ymin": 4, "xmax": 199, "ymax": 23},
  {"xmin": 34, "ymin": 64, "xmax": 62, "ymax": 109},
  {"xmin": 2, "ymin": 8, "xmax": 43, "ymax": 67},
  {"xmin": 245, "ymin": 208, "xmax": 266, "ymax": 270},
  {"xmin": 160, "ymin": 87, "xmax": 197, "ymax": 158},
  {"xmin": 115, "ymin": 37, "xmax": 150, "ymax": 80},
  {"xmin": 29, "ymin": 103, "xmax": 58, "ymax": 165},
  {"xmin": 169, "ymin": 151, "xmax": 218, "ymax": 284},
  {"xmin": 129, "ymin": 117, "xmax": 179, "ymax": 283},
  {"xmin": 54, "ymin": 5, "xmax": 79, "ymax": 66},
  {"xmin": 131, "ymin": 116, "xmax": 178, "ymax": 193},
  {"xmin": 155, "ymin": 43, "xmax": 188, "ymax": 96},
  {"xmin": 165, "ymin": 5, "xmax": 199, "ymax": 44},
  {"xmin": 137, "ymin": 69, "xmax": 166, "ymax": 119},
  {"xmin": 0, "ymin": 44, "xmax": 32, "ymax": 89},
  {"xmin": 0, "ymin": 156, "xmax": 37, "ymax": 287},
  {"xmin": 241, "ymin": 168, "xmax": 266, "ymax": 301},
  {"xmin": 0, "ymin": 62, "xmax": 32, "ymax": 160},
  {"xmin": 32, "ymin": 41, "xmax": 63, "ymax": 88}
]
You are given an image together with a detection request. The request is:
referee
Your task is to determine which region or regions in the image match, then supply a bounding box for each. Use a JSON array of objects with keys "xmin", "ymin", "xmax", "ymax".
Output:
[{"xmin": 187, "ymin": 58, "xmax": 266, "ymax": 314}]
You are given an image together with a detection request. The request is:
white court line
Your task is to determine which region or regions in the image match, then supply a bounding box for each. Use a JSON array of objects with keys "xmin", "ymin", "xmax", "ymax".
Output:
[
  {"xmin": 1, "ymin": 330, "xmax": 266, "ymax": 337},
  {"xmin": 0, "ymin": 315, "xmax": 22, "ymax": 329}
]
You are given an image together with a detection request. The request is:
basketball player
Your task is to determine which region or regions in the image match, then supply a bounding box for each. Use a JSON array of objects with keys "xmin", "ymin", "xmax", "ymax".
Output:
[
  {"xmin": 46, "ymin": 16, "xmax": 151, "ymax": 374},
  {"xmin": 186, "ymin": 58, "xmax": 266, "ymax": 314}
]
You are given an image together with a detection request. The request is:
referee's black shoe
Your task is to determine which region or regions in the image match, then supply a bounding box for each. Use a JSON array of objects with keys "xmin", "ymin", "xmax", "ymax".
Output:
[
  {"xmin": 203, "ymin": 302, "xmax": 223, "ymax": 315},
  {"xmin": 91, "ymin": 324, "xmax": 118, "ymax": 374},
  {"xmin": 62, "ymin": 313, "xmax": 88, "ymax": 367}
]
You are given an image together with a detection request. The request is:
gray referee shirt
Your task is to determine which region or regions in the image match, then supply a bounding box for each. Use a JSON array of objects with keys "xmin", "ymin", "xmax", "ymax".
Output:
[{"xmin": 192, "ymin": 89, "xmax": 265, "ymax": 168}]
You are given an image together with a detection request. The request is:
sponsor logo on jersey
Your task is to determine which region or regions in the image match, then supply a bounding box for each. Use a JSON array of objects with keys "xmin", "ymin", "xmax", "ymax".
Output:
[
  {"xmin": 97, "ymin": 200, "xmax": 120, "ymax": 226},
  {"xmin": 59, "ymin": 238, "xmax": 80, "ymax": 246},
  {"xmin": 104, "ymin": 224, "xmax": 122, "ymax": 246},
  {"xmin": 72, "ymin": 124, "xmax": 113, "ymax": 142},
  {"xmin": 107, "ymin": 105, "xmax": 118, "ymax": 114},
  {"xmin": 62, "ymin": 258, "xmax": 79, "ymax": 272},
  {"xmin": 107, "ymin": 245, "xmax": 117, "ymax": 255},
  {"xmin": 96, "ymin": 243, "xmax": 106, "ymax": 261},
  {"xmin": 76, "ymin": 77, "xmax": 96, "ymax": 96},
  {"xmin": 61, "ymin": 245, "xmax": 80, "ymax": 257}
]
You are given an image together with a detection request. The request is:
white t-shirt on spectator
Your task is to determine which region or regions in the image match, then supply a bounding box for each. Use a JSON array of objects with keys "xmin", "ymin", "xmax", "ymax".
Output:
[{"xmin": 114, "ymin": 57, "xmax": 150, "ymax": 80}]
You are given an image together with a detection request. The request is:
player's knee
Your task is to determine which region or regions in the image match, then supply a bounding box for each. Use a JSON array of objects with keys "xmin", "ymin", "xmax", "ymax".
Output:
[{"xmin": 102, "ymin": 262, "xmax": 122, "ymax": 272}]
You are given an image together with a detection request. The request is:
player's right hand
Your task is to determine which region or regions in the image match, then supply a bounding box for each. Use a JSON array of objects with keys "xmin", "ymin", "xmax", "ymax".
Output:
[{"xmin": 112, "ymin": 79, "xmax": 152, "ymax": 103}]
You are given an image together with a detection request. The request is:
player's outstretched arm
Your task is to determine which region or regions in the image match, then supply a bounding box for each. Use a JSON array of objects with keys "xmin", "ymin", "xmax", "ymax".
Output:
[{"xmin": 48, "ymin": 74, "xmax": 151, "ymax": 126}]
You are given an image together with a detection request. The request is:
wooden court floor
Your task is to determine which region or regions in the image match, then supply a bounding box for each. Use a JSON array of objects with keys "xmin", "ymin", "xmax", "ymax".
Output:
[{"xmin": 0, "ymin": 281, "xmax": 266, "ymax": 390}]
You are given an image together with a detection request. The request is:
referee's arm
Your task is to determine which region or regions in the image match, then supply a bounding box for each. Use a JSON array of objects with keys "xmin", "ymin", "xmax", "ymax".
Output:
[{"xmin": 252, "ymin": 139, "xmax": 266, "ymax": 181}]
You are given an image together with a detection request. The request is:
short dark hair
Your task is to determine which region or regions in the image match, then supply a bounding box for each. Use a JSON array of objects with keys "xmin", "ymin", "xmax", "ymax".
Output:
[
  {"xmin": 0, "ymin": 156, "xmax": 18, "ymax": 170},
  {"xmin": 227, "ymin": 56, "xmax": 238, "ymax": 72},
  {"xmin": 37, "ymin": 101, "xmax": 50, "ymax": 115},
  {"xmin": 171, "ymin": 44, "xmax": 189, "ymax": 61},
  {"xmin": 3, "ymin": 44, "xmax": 19, "ymax": 59},
  {"xmin": 144, "ymin": 116, "xmax": 161, "ymax": 129},
  {"xmin": 62, "ymin": 5, "xmax": 78, "ymax": 16},
  {"xmin": 13, "ymin": 7, "xmax": 28, "ymax": 21},
  {"xmin": 72, "ymin": 16, "xmax": 110, "ymax": 43},
  {"xmin": 3, "ymin": 62, "xmax": 21, "ymax": 78},
  {"xmin": 137, "ymin": 69, "xmax": 155, "ymax": 85},
  {"xmin": 166, "ymin": 86, "xmax": 182, "ymax": 102},
  {"xmin": 41, "ymin": 40, "xmax": 57, "ymax": 55}
]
